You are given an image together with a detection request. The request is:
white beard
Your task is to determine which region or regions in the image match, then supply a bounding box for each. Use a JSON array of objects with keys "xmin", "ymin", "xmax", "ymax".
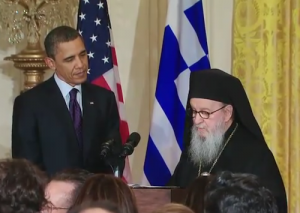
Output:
[{"xmin": 188, "ymin": 121, "xmax": 226, "ymax": 167}]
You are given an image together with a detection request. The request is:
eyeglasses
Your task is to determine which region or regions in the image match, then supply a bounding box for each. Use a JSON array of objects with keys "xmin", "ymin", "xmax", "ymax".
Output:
[{"xmin": 188, "ymin": 105, "xmax": 227, "ymax": 119}]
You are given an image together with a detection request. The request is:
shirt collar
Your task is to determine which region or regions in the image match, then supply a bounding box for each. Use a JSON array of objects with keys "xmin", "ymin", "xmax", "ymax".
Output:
[{"xmin": 54, "ymin": 74, "xmax": 82, "ymax": 98}]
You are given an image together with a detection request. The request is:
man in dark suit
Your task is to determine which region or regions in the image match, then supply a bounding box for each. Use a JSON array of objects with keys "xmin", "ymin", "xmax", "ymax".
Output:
[{"xmin": 11, "ymin": 26, "xmax": 122, "ymax": 176}]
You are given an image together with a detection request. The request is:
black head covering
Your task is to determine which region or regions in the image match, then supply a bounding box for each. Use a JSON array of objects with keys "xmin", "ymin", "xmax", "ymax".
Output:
[{"xmin": 184, "ymin": 68, "xmax": 265, "ymax": 145}]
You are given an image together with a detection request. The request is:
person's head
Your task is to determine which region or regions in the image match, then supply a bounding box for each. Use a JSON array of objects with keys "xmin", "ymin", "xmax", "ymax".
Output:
[
  {"xmin": 186, "ymin": 69, "xmax": 264, "ymax": 166},
  {"xmin": 73, "ymin": 174, "xmax": 138, "ymax": 213},
  {"xmin": 45, "ymin": 168, "xmax": 93, "ymax": 213},
  {"xmin": 0, "ymin": 158, "xmax": 48, "ymax": 213},
  {"xmin": 44, "ymin": 26, "xmax": 88, "ymax": 86},
  {"xmin": 189, "ymin": 98, "xmax": 234, "ymax": 166},
  {"xmin": 204, "ymin": 171, "xmax": 278, "ymax": 213},
  {"xmin": 184, "ymin": 175, "xmax": 213, "ymax": 213},
  {"xmin": 152, "ymin": 203, "xmax": 194, "ymax": 213},
  {"xmin": 190, "ymin": 98, "xmax": 233, "ymax": 138},
  {"xmin": 187, "ymin": 70, "xmax": 235, "ymax": 166},
  {"xmin": 67, "ymin": 201, "xmax": 120, "ymax": 213}
]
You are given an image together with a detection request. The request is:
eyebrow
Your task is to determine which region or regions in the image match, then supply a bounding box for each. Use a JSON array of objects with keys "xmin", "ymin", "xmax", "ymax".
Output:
[
  {"xmin": 63, "ymin": 50, "xmax": 87, "ymax": 61},
  {"xmin": 192, "ymin": 107, "xmax": 210, "ymax": 111},
  {"xmin": 79, "ymin": 50, "xmax": 87, "ymax": 55}
]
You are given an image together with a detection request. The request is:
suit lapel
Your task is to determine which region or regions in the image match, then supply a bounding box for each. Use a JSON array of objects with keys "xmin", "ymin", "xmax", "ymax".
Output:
[
  {"xmin": 44, "ymin": 78, "xmax": 97, "ymax": 162},
  {"xmin": 44, "ymin": 77, "xmax": 79, "ymax": 147},
  {"xmin": 82, "ymin": 83, "xmax": 98, "ymax": 158}
]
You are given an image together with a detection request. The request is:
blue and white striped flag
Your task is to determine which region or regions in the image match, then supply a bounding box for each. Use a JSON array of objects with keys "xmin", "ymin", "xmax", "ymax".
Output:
[{"xmin": 142, "ymin": 0, "xmax": 210, "ymax": 186}]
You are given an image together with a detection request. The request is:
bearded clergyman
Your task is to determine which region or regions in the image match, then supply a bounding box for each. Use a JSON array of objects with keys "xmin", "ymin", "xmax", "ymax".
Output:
[{"xmin": 168, "ymin": 69, "xmax": 287, "ymax": 213}]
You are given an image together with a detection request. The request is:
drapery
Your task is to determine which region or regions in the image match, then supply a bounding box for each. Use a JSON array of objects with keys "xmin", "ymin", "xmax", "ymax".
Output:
[{"xmin": 232, "ymin": 0, "xmax": 300, "ymax": 211}]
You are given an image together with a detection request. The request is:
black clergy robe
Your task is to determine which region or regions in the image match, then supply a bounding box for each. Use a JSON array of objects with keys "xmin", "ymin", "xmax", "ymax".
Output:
[{"xmin": 168, "ymin": 122, "xmax": 287, "ymax": 213}]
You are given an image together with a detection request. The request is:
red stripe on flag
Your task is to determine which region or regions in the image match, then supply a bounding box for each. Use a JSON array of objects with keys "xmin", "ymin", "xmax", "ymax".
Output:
[
  {"xmin": 120, "ymin": 120, "xmax": 129, "ymax": 144},
  {"xmin": 111, "ymin": 47, "xmax": 118, "ymax": 66},
  {"xmin": 92, "ymin": 76, "xmax": 131, "ymax": 182},
  {"xmin": 116, "ymin": 84, "xmax": 124, "ymax": 103},
  {"xmin": 92, "ymin": 76, "xmax": 111, "ymax": 91}
]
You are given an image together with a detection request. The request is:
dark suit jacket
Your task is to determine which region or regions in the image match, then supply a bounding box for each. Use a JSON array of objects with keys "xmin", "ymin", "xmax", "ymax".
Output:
[{"xmin": 11, "ymin": 76, "xmax": 122, "ymax": 176}]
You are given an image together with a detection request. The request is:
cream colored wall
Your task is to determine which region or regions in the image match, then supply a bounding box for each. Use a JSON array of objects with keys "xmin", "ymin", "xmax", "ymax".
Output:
[{"xmin": 0, "ymin": 0, "xmax": 233, "ymax": 183}]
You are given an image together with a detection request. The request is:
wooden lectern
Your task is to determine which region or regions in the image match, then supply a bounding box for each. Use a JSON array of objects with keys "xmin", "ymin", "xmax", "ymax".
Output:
[{"xmin": 131, "ymin": 187, "xmax": 186, "ymax": 213}]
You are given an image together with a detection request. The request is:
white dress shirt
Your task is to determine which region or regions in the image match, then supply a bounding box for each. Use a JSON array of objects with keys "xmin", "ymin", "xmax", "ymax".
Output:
[{"xmin": 54, "ymin": 74, "xmax": 83, "ymax": 113}]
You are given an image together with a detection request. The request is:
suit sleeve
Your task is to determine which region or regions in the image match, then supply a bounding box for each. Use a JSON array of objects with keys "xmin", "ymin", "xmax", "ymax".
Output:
[
  {"xmin": 11, "ymin": 95, "xmax": 43, "ymax": 168},
  {"xmin": 105, "ymin": 92, "xmax": 122, "ymax": 155}
]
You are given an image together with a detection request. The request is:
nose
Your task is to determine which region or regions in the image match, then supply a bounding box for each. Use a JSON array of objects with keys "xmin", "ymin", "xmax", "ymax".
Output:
[
  {"xmin": 193, "ymin": 113, "xmax": 204, "ymax": 125},
  {"xmin": 75, "ymin": 57, "xmax": 84, "ymax": 68}
]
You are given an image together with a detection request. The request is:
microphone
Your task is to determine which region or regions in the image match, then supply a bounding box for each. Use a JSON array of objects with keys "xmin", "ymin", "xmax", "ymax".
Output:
[
  {"xmin": 113, "ymin": 132, "xmax": 140, "ymax": 178},
  {"xmin": 119, "ymin": 132, "xmax": 141, "ymax": 158},
  {"xmin": 100, "ymin": 139, "xmax": 114, "ymax": 158}
]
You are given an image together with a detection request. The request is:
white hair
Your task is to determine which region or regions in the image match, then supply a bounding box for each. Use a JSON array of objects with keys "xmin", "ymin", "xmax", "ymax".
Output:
[{"xmin": 188, "ymin": 120, "xmax": 226, "ymax": 167}]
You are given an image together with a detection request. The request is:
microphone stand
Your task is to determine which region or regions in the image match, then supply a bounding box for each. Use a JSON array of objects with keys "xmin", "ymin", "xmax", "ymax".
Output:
[
  {"xmin": 100, "ymin": 146, "xmax": 126, "ymax": 177},
  {"xmin": 113, "ymin": 155, "xmax": 125, "ymax": 178},
  {"xmin": 99, "ymin": 155, "xmax": 116, "ymax": 175},
  {"xmin": 112, "ymin": 136, "xmax": 140, "ymax": 178},
  {"xmin": 114, "ymin": 144, "xmax": 138, "ymax": 178},
  {"xmin": 101, "ymin": 153, "xmax": 125, "ymax": 178},
  {"xmin": 114, "ymin": 164, "xmax": 121, "ymax": 178}
]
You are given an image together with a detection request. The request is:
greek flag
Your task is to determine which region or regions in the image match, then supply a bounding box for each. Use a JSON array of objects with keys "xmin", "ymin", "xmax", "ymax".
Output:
[{"xmin": 142, "ymin": 0, "xmax": 210, "ymax": 186}]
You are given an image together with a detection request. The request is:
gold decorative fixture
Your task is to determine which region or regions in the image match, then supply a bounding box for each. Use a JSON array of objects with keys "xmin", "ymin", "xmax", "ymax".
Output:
[{"xmin": 0, "ymin": 0, "xmax": 77, "ymax": 92}]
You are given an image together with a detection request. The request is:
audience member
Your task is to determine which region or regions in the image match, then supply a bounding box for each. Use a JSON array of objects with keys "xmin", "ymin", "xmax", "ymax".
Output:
[
  {"xmin": 67, "ymin": 201, "xmax": 120, "ymax": 213},
  {"xmin": 152, "ymin": 203, "xmax": 194, "ymax": 213},
  {"xmin": 72, "ymin": 174, "xmax": 138, "ymax": 213},
  {"xmin": 204, "ymin": 171, "xmax": 278, "ymax": 213},
  {"xmin": 0, "ymin": 158, "xmax": 48, "ymax": 213},
  {"xmin": 45, "ymin": 168, "xmax": 93, "ymax": 213}
]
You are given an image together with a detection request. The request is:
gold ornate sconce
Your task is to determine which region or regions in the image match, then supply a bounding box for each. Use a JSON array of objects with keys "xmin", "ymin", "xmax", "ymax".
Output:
[
  {"xmin": 0, "ymin": 0, "xmax": 77, "ymax": 92},
  {"xmin": 4, "ymin": 42, "xmax": 48, "ymax": 91}
]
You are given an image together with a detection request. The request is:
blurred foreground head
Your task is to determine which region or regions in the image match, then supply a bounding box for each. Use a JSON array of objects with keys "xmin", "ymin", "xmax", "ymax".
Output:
[
  {"xmin": 73, "ymin": 174, "xmax": 138, "ymax": 213},
  {"xmin": 152, "ymin": 203, "xmax": 194, "ymax": 213},
  {"xmin": 45, "ymin": 168, "xmax": 93, "ymax": 213},
  {"xmin": 68, "ymin": 200, "xmax": 120, "ymax": 213},
  {"xmin": 0, "ymin": 158, "xmax": 48, "ymax": 213},
  {"xmin": 204, "ymin": 171, "xmax": 278, "ymax": 213}
]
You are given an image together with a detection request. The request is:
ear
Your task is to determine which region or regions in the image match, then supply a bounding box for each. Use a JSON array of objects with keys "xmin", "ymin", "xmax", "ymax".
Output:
[
  {"xmin": 224, "ymin": 105, "xmax": 234, "ymax": 122},
  {"xmin": 44, "ymin": 57, "xmax": 56, "ymax": 70}
]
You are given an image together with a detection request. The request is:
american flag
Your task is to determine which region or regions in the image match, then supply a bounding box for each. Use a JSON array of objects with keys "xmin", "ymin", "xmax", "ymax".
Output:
[{"xmin": 77, "ymin": 0, "xmax": 132, "ymax": 182}]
